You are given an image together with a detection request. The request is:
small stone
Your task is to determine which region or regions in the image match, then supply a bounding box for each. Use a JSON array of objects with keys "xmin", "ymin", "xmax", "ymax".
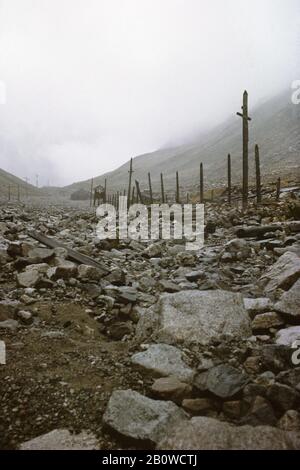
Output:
[
  {"xmin": 17, "ymin": 270, "xmax": 41, "ymax": 288},
  {"xmin": 251, "ymin": 312, "xmax": 284, "ymax": 331},
  {"xmin": 17, "ymin": 310, "xmax": 33, "ymax": 325},
  {"xmin": 278, "ymin": 410, "xmax": 300, "ymax": 431},
  {"xmin": 0, "ymin": 319, "xmax": 19, "ymax": 331},
  {"xmin": 182, "ymin": 398, "xmax": 216, "ymax": 415},
  {"xmin": 276, "ymin": 326, "xmax": 300, "ymax": 347},
  {"xmin": 158, "ymin": 280, "xmax": 180, "ymax": 293},
  {"xmin": 151, "ymin": 377, "xmax": 192, "ymax": 403},
  {"xmin": 267, "ymin": 383, "xmax": 300, "ymax": 411},
  {"xmin": 223, "ymin": 401, "xmax": 242, "ymax": 419}
]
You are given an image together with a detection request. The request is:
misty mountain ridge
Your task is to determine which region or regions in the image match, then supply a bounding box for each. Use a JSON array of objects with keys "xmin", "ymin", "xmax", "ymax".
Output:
[{"xmin": 66, "ymin": 88, "xmax": 300, "ymax": 195}]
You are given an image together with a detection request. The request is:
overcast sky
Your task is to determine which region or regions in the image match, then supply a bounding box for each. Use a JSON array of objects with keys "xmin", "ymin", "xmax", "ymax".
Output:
[{"xmin": 0, "ymin": 0, "xmax": 299, "ymax": 186}]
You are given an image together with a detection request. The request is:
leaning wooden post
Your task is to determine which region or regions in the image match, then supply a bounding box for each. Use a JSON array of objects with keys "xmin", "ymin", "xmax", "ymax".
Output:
[
  {"xmin": 90, "ymin": 178, "xmax": 94, "ymax": 207},
  {"xmin": 237, "ymin": 90, "xmax": 252, "ymax": 209},
  {"xmin": 127, "ymin": 158, "xmax": 134, "ymax": 209},
  {"xmin": 255, "ymin": 144, "xmax": 262, "ymax": 204},
  {"xmin": 131, "ymin": 187, "xmax": 135, "ymax": 205},
  {"xmin": 227, "ymin": 154, "xmax": 231, "ymax": 205},
  {"xmin": 200, "ymin": 163, "xmax": 204, "ymax": 203},
  {"xmin": 176, "ymin": 172, "xmax": 180, "ymax": 204},
  {"xmin": 148, "ymin": 173, "xmax": 153, "ymax": 204},
  {"xmin": 276, "ymin": 177, "xmax": 281, "ymax": 201},
  {"xmin": 160, "ymin": 173, "xmax": 165, "ymax": 203}
]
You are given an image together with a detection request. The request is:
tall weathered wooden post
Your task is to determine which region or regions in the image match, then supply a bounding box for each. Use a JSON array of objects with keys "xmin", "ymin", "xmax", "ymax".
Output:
[
  {"xmin": 255, "ymin": 144, "xmax": 262, "ymax": 204},
  {"xmin": 90, "ymin": 178, "xmax": 94, "ymax": 207},
  {"xmin": 200, "ymin": 163, "xmax": 204, "ymax": 203},
  {"xmin": 131, "ymin": 187, "xmax": 135, "ymax": 205},
  {"xmin": 104, "ymin": 179, "xmax": 107, "ymax": 203},
  {"xmin": 276, "ymin": 177, "xmax": 281, "ymax": 201},
  {"xmin": 237, "ymin": 91, "xmax": 252, "ymax": 209},
  {"xmin": 127, "ymin": 158, "xmax": 134, "ymax": 209},
  {"xmin": 227, "ymin": 154, "xmax": 231, "ymax": 205},
  {"xmin": 176, "ymin": 172, "xmax": 180, "ymax": 204},
  {"xmin": 148, "ymin": 173, "xmax": 153, "ymax": 204},
  {"xmin": 160, "ymin": 173, "xmax": 165, "ymax": 203}
]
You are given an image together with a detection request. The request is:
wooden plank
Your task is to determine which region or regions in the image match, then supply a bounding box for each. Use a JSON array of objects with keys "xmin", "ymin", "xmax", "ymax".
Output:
[{"xmin": 27, "ymin": 230, "xmax": 109, "ymax": 274}]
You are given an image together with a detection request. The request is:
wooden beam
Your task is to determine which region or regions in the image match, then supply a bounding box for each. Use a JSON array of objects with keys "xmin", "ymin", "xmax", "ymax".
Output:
[{"xmin": 27, "ymin": 230, "xmax": 109, "ymax": 274}]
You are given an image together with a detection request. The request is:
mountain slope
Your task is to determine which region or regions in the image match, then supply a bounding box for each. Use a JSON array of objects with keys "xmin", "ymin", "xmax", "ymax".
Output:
[
  {"xmin": 0, "ymin": 168, "xmax": 39, "ymax": 199},
  {"xmin": 66, "ymin": 89, "xmax": 300, "ymax": 195}
]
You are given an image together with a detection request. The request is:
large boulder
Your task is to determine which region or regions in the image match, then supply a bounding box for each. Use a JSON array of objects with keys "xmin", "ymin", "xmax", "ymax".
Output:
[
  {"xmin": 136, "ymin": 290, "xmax": 251, "ymax": 347},
  {"xmin": 131, "ymin": 344, "xmax": 195, "ymax": 382},
  {"xmin": 157, "ymin": 417, "xmax": 300, "ymax": 450},
  {"xmin": 260, "ymin": 252, "xmax": 300, "ymax": 294},
  {"xmin": 103, "ymin": 389, "xmax": 187, "ymax": 444},
  {"xmin": 19, "ymin": 429, "xmax": 99, "ymax": 450}
]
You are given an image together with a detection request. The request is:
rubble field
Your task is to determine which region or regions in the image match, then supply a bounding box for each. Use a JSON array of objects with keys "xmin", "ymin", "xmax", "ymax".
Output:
[{"xmin": 1, "ymin": 194, "xmax": 300, "ymax": 450}]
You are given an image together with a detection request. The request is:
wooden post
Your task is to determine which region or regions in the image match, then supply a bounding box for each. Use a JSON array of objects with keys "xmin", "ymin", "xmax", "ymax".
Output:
[
  {"xmin": 104, "ymin": 179, "xmax": 107, "ymax": 203},
  {"xmin": 160, "ymin": 173, "xmax": 165, "ymax": 203},
  {"xmin": 148, "ymin": 173, "xmax": 153, "ymax": 204},
  {"xmin": 90, "ymin": 178, "xmax": 94, "ymax": 207},
  {"xmin": 276, "ymin": 177, "xmax": 281, "ymax": 201},
  {"xmin": 17, "ymin": 185, "xmax": 20, "ymax": 202},
  {"xmin": 131, "ymin": 187, "xmax": 135, "ymax": 205},
  {"xmin": 127, "ymin": 158, "xmax": 134, "ymax": 209},
  {"xmin": 135, "ymin": 180, "xmax": 144, "ymax": 204},
  {"xmin": 255, "ymin": 144, "xmax": 262, "ymax": 204},
  {"xmin": 227, "ymin": 154, "xmax": 231, "ymax": 205},
  {"xmin": 200, "ymin": 163, "xmax": 204, "ymax": 203},
  {"xmin": 176, "ymin": 172, "xmax": 180, "ymax": 204},
  {"xmin": 237, "ymin": 90, "xmax": 252, "ymax": 209},
  {"xmin": 8, "ymin": 185, "xmax": 11, "ymax": 201}
]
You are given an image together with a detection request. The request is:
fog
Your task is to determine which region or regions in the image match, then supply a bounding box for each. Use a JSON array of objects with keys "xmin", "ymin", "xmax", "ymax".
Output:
[{"xmin": 0, "ymin": 0, "xmax": 299, "ymax": 186}]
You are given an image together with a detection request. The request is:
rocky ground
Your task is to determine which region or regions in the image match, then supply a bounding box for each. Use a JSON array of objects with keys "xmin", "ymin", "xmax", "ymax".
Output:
[{"xmin": 1, "ymin": 192, "xmax": 300, "ymax": 450}]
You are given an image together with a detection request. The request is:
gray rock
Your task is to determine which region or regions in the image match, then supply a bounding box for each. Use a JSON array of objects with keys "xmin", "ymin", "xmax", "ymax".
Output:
[
  {"xmin": 131, "ymin": 344, "xmax": 195, "ymax": 382},
  {"xmin": 0, "ymin": 319, "xmax": 19, "ymax": 332},
  {"xmin": 158, "ymin": 280, "xmax": 180, "ymax": 293},
  {"xmin": 276, "ymin": 326, "xmax": 300, "ymax": 346},
  {"xmin": 244, "ymin": 298, "xmax": 273, "ymax": 318},
  {"xmin": 144, "ymin": 244, "xmax": 162, "ymax": 258},
  {"xmin": 251, "ymin": 312, "xmax": 284, "ymax": 331},
  {"xmin": 151, "ymin": 377, "xmax": 192, "ymax": 403},
  {"xmin": 260, "ymin": 252, "xmax": 300, "ymax": 294},
  {"xmin": 157, "ymin": 416, "xmax": 300, "ymax": 450},
  {"xmin": 136, "ymin": 290, "xmax": 251, "ymax": 347},
  {"xmin": 103, "ymin": 389, "xmax": 187, "ymax": 444},
  {"xmin": 275, "ymin": 279, "xmax": 300, "ymax": 319},
  {"xmin": 19, "ymin": 429, "xmax": 99, "ymax": 450},
  {"xmin": 17, "ymin": 310, "xmax": 33, "ymax": 325},
  {"xmin": 185, "ymin": 270, "xmax": 205, "ymax": 282},
  {"xmin": 201, "ymin": 364, "xmax": 249, "ymax": 398},
  {"xmin": 267, "ymin": 383, "xmax": 300, "ymax": 411},
  {"xmin": 17, "ymin": 270, "xmax": 41, "ymax": 288},
  {"xmin": 279, "ymin": 410, "xmax": 300, "ymax": 431},
  {"xmin": 78, "ymin": 264, "xmax": 105, "ymax": 281}
]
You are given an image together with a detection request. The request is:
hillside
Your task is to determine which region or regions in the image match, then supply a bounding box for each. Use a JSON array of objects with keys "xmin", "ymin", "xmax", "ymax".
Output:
[
  {"xmin": 65, "ymin": 89, "xmax": 300, "ymax": 195},
  {"xmin": 0, "ymin": 168, "xmax": 40, "ymax": 200}
]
